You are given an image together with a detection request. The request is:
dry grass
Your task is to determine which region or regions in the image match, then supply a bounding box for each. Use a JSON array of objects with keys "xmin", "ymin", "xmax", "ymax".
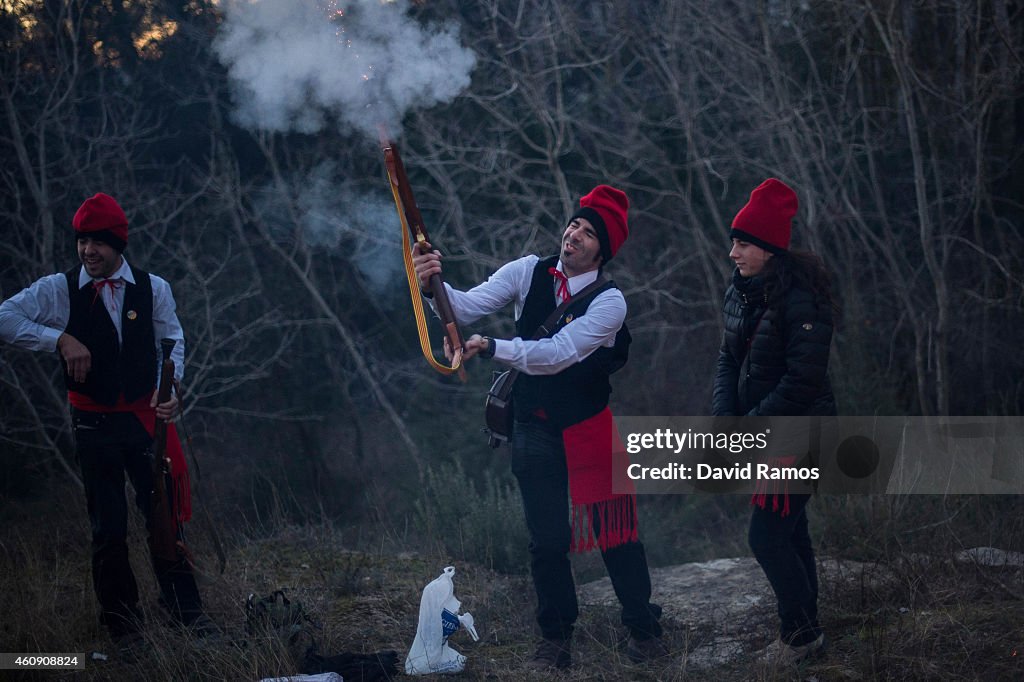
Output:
[{"xmin": 0, "ymin": 488, "xmax": 1021, "ymax": 681}]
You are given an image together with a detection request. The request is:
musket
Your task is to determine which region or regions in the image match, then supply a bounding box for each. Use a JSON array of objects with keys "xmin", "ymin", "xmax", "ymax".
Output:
[
  {"xmin": 150, "ymin": 338, "xmax": 186, "ymax": 563},
  {"xmin": 379, "ymin": 126, "xmax": 467, "ymax": 381}
]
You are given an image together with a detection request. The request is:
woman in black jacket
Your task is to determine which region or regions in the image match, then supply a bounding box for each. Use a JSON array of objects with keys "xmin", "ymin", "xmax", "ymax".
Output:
[{"xmin": 713, "ymin": 178, "xmax": 836, "ymax": 666}]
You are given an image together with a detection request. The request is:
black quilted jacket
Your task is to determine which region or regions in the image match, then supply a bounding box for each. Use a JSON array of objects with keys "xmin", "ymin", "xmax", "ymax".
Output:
[{"xmin": 712, "ymin": 269, "xmax": 836, "ymax": 417}]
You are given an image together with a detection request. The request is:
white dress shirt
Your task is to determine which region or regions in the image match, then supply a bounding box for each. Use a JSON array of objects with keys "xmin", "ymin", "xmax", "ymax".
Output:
[
  {"xmin": 439, "ymin": 255, "xmax": 626, "ymax": 376},
  {"xmin": 0, "ymin": 257, "xmax": 185, "ymax": 381}
]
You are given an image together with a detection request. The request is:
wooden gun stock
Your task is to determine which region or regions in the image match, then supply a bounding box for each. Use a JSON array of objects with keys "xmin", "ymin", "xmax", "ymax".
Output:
[
  {"xmin": 150, "ymin": 338, "xmax": 182, "ymax": 564},
  {"xmin": 379, "ymin": 126, "xmax": 467, "ymax": 380}
]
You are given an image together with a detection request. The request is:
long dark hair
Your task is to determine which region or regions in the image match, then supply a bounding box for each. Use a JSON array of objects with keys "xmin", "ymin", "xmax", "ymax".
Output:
[{"xmin": 761, "ymin": 250, "xmax": 839, "ymax": 316}]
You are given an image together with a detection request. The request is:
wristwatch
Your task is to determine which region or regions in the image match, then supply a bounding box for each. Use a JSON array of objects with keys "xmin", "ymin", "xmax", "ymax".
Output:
[{"xmin": 480, "ymin": 336, "xmax": 496, "ymax": 359}]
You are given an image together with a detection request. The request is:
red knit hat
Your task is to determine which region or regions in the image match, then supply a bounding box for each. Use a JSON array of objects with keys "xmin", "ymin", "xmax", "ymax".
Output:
[
  {"xmin": 570, "ymin": 185, "xmax": 630, "ymax": 262},
  {"xmin": 730, "ymin": 178, "xmax": 797, "ymax": 254},
  {"xmin": 73, "ymin": 193, "xmax": 128, "ymax": 252}
]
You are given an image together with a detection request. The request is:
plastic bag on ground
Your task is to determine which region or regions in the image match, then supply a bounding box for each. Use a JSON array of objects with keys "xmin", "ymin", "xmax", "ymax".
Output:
[{"xmin": 405, "ymin": 566, "xmax": 480, "ymax": 675}]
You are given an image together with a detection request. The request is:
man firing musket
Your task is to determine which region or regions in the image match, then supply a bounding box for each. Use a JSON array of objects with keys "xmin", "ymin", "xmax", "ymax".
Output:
[{"xmin": 412, "ymin": 185, "xmax": 667, "ymax": 670}]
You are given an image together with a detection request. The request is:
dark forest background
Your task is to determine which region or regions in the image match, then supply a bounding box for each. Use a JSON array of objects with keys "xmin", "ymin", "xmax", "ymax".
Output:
[{"xmin": 2, "ymin": 0, "xmax": 1023, "ymax": 538}]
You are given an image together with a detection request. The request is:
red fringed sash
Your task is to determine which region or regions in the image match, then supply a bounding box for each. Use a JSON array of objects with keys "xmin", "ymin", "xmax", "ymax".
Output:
[
  {"xmin": 751, "ymin": 455, "xmax": 797, "ymax": 517},
  {"xmin": 68, "ymin": 390, "xmax": 192, "ymax": 522},
  {"xmin": 562, "ymin": 407, "xmax": 638, "ymax": 552}
]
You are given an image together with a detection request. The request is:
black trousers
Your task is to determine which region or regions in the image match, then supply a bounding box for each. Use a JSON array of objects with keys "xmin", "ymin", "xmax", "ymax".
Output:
[
  {"xmin": 748, "ymin": 493, "xmax": 820, "ymax": 645},
  {"xmin": 509, "ymin": 419, "xmax": 662, "ymax": 641},
  {"xmin": 73, "ymin": 409, "xmax": 202, "ymax": 636}
]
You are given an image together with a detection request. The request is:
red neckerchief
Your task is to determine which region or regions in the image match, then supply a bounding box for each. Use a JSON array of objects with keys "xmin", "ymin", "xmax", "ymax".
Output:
[
  {"xmin": 548, "ymin": 267, "xmax": 571, "ymax": 304},
  {"xmin": 91, "ymin": 277, "xmax": 123, "ymax": 311}
]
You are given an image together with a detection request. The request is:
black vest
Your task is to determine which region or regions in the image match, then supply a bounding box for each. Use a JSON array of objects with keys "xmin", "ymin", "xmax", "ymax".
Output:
[
  {"xmin": 512, "ymin": 256, "xmax": 631, "ymax": 428},
  {"xmin": 63, "ymin": 264, "xmax": 157, "ymax": 405}
]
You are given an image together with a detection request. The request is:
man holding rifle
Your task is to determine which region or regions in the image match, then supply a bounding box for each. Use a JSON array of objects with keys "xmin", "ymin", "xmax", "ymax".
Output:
[
  {"xmin": 413, "ymin": 185, "xmax": 665, "ymax": 670},
  {"xmin": 0, "ymin": 193, "xmax": 210, "ymax": 647}
]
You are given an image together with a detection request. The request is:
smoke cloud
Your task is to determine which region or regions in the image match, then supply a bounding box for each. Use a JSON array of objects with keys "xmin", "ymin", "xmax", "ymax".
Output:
[
  {"xmin": 253, "ymin": 163, "xmax": 405, "ymax": 295},
  {"xmin": 297, "ymin": 164, "xmax": 403, "ymax": 293},
  {"xmin": 213, "ymin": 0, "xmax": 477, "ymax": 136}
]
